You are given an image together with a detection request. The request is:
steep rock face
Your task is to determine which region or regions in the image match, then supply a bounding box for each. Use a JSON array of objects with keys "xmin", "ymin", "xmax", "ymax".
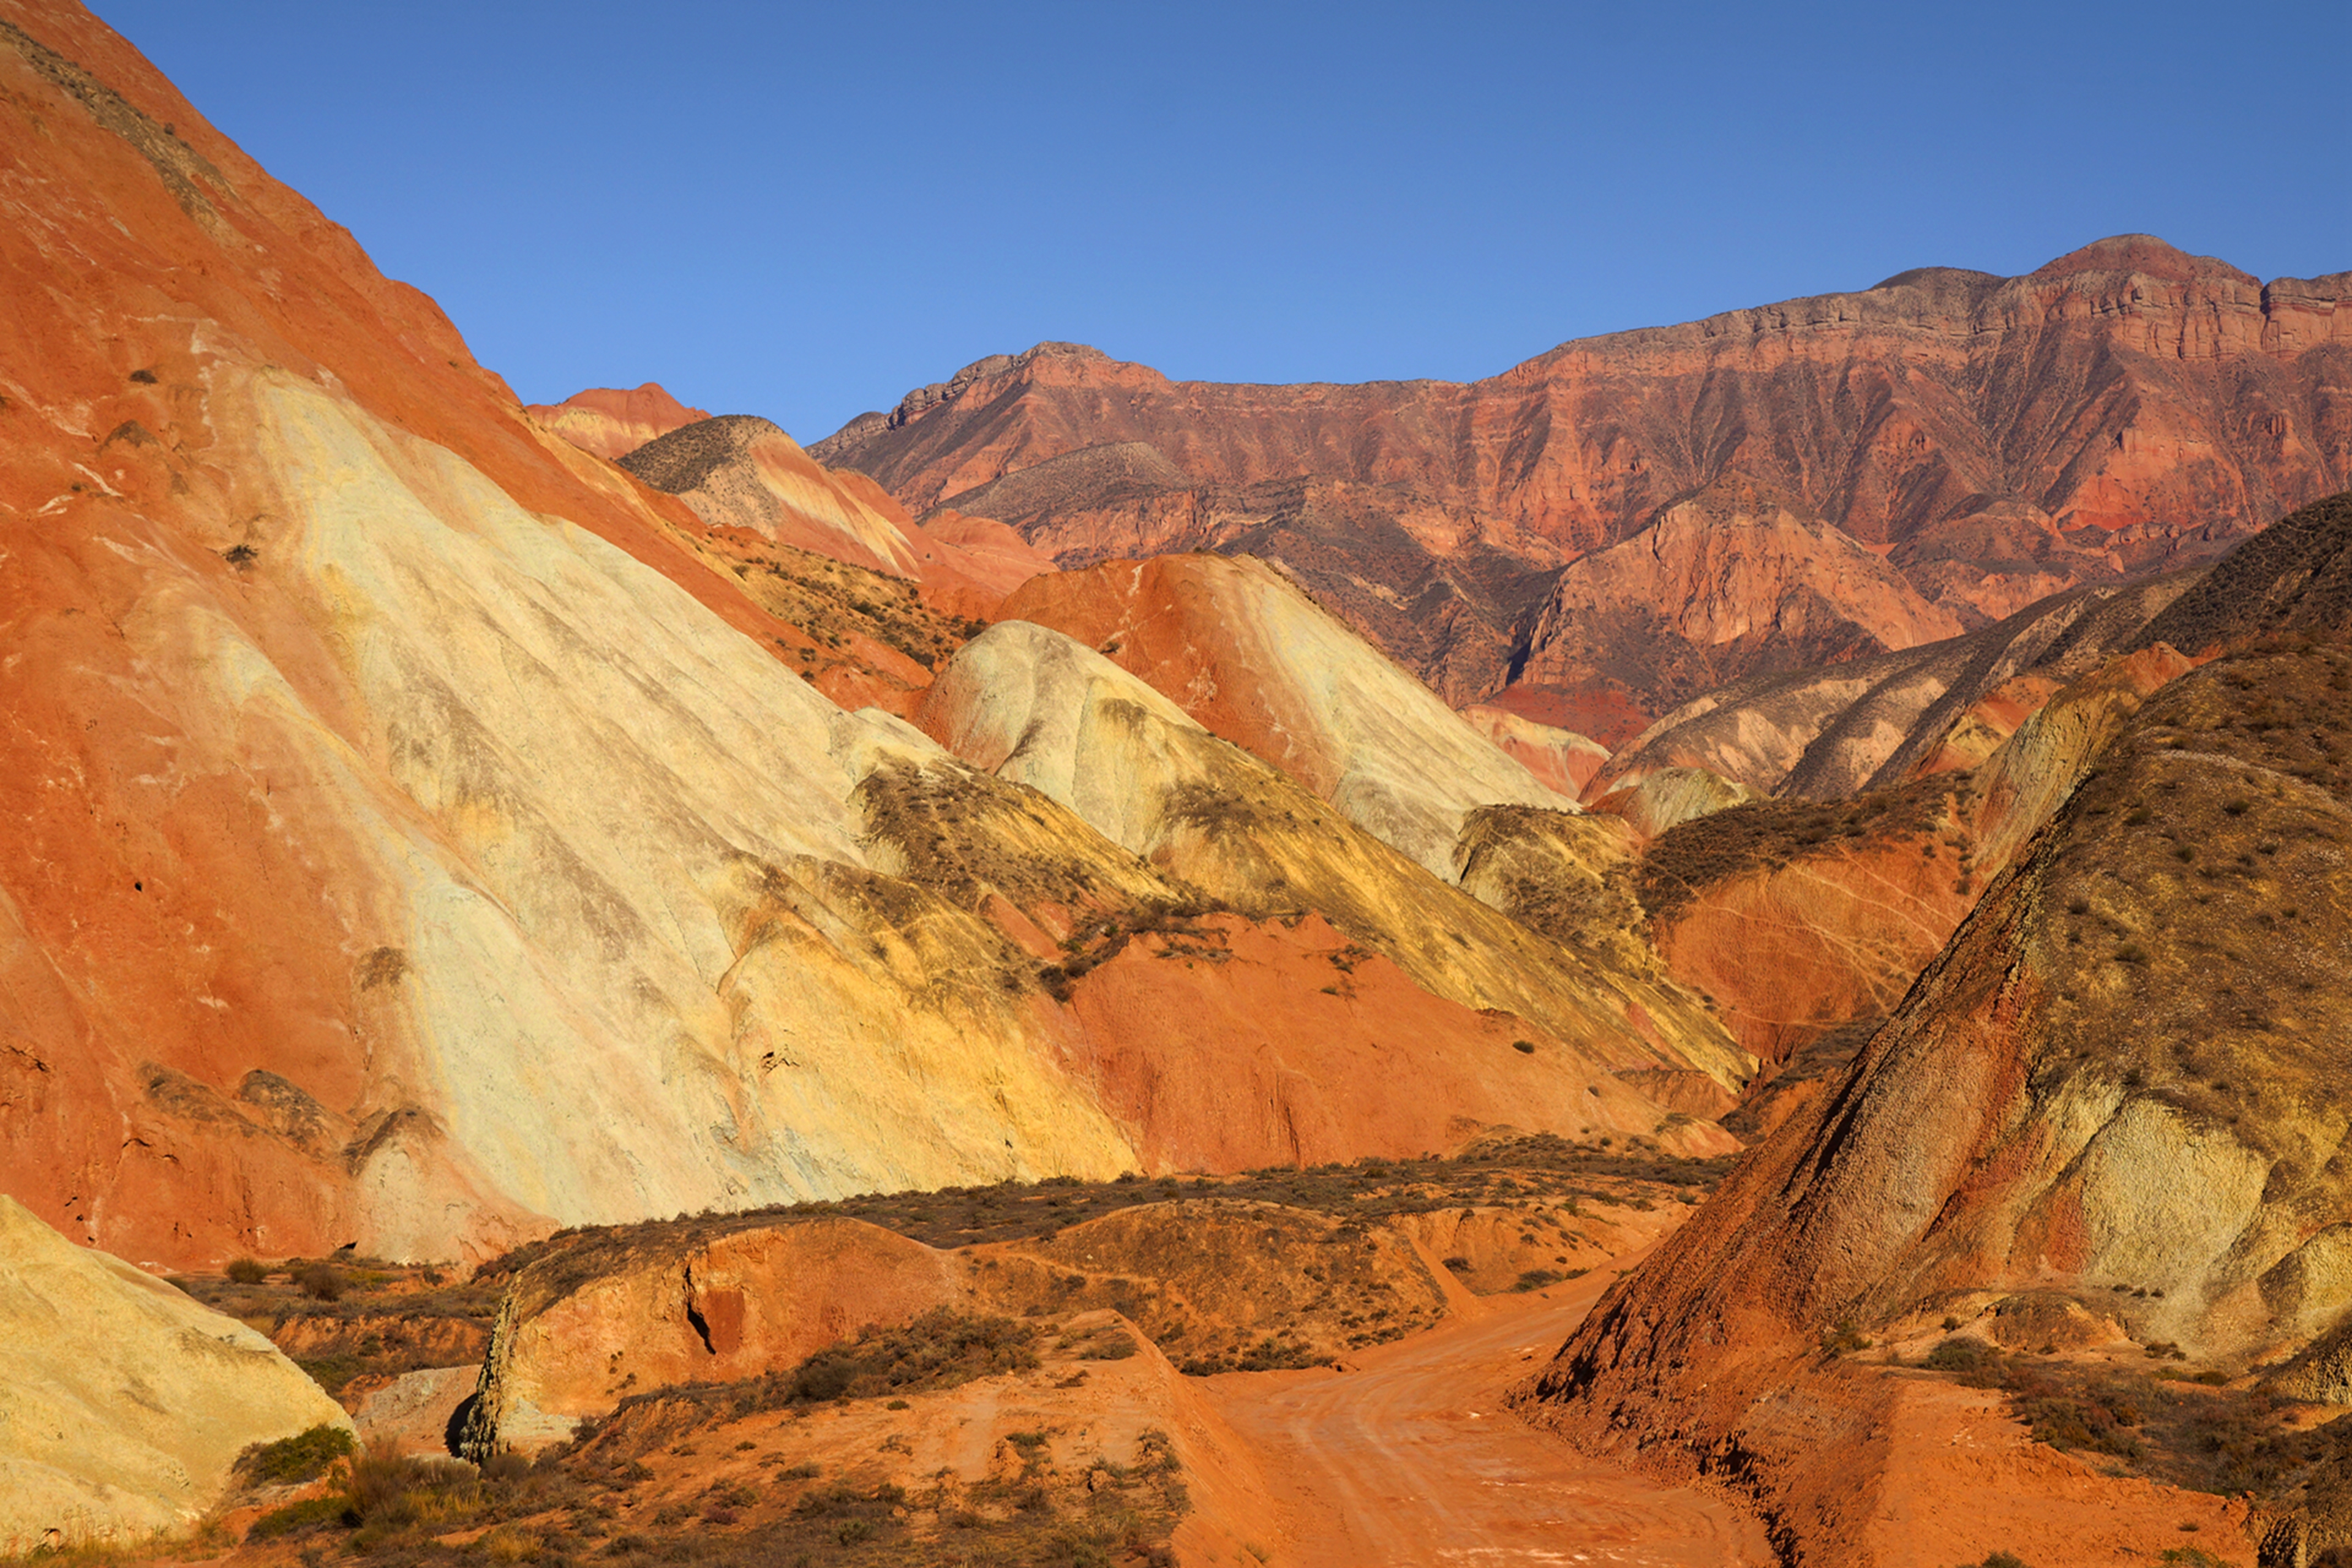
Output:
[
  {"xmin": 918, "ymin": 621, "xmax": 1751, "ymax": 1139},
  {"xmin": 996, "ymin": 554, "xmax": 1575, "ymax": 882},
  {"xmin": 526, "ymin": 382, "xmax": 709, "ymax": 461},
  {"xmin": 0, "ymin": 1196, "xmax": 350, "ymax": 1548},
  {"xmin": 1513, "ymin": 475, "xmax": 1964, "ymax": 742},
  {"xmin": 816, "ymin": 242, "xmax": 2350, "ymax": 712},
  {"xmin": 1527, "ymin": 644, "xmax": 2352, "ymax": 1558}
]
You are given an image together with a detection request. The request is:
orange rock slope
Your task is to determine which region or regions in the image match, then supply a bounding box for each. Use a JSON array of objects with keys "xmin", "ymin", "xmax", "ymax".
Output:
[
  {"xmin": 815, "ymin": 244, "xmax": 2349, "ymax": 715},
  {"xmin": 0, "ymin": 0, "xmax": 1746, "ymax": 1270},
  {"xmin": 524, "ymin": 382, "xmax": 709, "ymax": 461},
  {"xmin": 1523, "ymin": 637, "xmax": 2352, "ymax": 1563}
]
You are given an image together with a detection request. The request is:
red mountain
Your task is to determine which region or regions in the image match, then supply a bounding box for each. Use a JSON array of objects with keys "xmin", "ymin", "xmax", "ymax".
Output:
[{"xmin": 813, "ymin": 243, "xmax": 2350, "ymax": 729}]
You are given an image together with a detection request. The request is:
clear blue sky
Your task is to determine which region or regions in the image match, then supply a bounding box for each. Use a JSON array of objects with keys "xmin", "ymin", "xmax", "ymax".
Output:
[{"xmin": 91, "ymin": 0, "xmax": 2352, "ymax": 445}]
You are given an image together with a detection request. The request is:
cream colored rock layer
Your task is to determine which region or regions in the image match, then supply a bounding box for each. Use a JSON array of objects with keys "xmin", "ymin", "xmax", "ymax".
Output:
[
  {"xmin": 205, "ymin": 373, "xmax": 1137, "ymax": 1253},
  {"xmin": 0, "ymin": 1196, "xmax": 350, "ymax": 1549},
  {"xmin": 1095, "ymin": 556, "xmax": 1575, "ymax": 881}
]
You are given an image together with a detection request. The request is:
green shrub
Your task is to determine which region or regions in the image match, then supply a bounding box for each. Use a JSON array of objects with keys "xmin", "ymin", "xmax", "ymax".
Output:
[
  {"xmin": 237, "ymin": 1423, "xmax": 355, "ymax": 1485},
  {"xmin": 244, "ymin": 1494, "xmax": 355, "ymax": 1540}
]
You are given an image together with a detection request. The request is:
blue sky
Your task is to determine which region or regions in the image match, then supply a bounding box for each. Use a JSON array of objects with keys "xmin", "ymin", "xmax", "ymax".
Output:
[{"xmin": 93, "ymin": 1, "xmax": 2352, "ymax": 445}]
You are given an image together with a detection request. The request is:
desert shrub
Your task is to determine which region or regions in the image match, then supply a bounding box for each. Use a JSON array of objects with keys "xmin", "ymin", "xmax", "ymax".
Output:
[
  {"xmin": 771, "ymin": 1310, "xmax": 1038, "ymax": 1406},
  {"xmin": 237, "ymin": 1423, "xmax": 355, "ymax": 1485},
  {"xmin": 224, "ymin": 1257, "xmax": 270, "ymax": 1285},
  {"xmin": 244, "ymin": 1494, "xmax": 355, "ymax": 1540},
  {"xmin": 1819, "ymin": 1321, "xmax": 1871, "ymax": 1355},
  {"xmin": 1923, "ymin": 1336, "xmax": 1996, "ymax": 1374},
  {"xmin": 293, "ymin": 1262, "xmax": 344, "ymax": 1302}
]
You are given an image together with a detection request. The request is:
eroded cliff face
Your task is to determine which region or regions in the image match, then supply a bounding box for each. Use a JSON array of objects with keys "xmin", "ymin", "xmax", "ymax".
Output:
[
  {"xmin": 1525, "ymin": 643, "xmax": 2352, "ymax": 1558},
  {"xmin": 815, "ymin": 241, "xmax": 2349, "ymax": 716},
  {"xmin": 1514, "ymin": 475, "xmax": 1964, "ymax": 743}
]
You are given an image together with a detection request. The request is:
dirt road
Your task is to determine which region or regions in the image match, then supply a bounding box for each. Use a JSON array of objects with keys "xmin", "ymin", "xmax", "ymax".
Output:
[{"xmin": 1204, "ymin": 1268, "xmax": 1774, "ymax": 1567}]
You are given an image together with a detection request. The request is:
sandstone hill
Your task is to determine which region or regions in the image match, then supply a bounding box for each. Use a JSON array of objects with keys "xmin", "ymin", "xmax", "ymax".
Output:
[
  {"xmin": 813, "ymin": 241, "xmax": 2348, "ymax": 728},
  {"xmin": 0, "ymin": 1196, "xmax": 350, "ymax": 1550},
  {"xmin": 914, "ymin": 619, "xmax": 1747, "ymax": 1156},
  {"xmin": 1523, "ymin": 636, "xmax": 2352, "ymax": 1561},
  {"xmin": 617, "ymin": 413, "xmax": 1054, "ymax": 620},
  {"xmin": 0, "ymin": 0, "xmax": 1747, "ymax": 1278}
]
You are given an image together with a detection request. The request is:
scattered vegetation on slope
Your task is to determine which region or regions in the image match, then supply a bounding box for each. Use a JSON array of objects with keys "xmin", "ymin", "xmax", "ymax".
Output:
[{"xmin": 1635, "ymin": 775, "xmax": 1969, "ymax": 922}]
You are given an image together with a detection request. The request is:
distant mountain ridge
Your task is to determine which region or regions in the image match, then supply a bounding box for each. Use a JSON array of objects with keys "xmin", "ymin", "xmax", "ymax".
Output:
[{"xmin": 813, "ymin": 238, "xmax": 2350, "ymax": 733}]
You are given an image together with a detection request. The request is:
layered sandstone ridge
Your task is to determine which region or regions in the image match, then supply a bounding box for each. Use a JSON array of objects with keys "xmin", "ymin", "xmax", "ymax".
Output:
[
  {"xmin": 0, "ymin": 1197, "xmax": 350, "ymax": 1548},
  {"xmin": 816, "ymin": 238, "xmax": 2348, "ymax": 718},
  {"xmin": 1527, "ymin": 641, "xmax": 2352, "ymax": 1559},
  {"xmin": 617, "ymin": 414, "xmax": 1054, "ymax": 618},
  {"xmin": 917, "ymin": 619, "xmax": 1750, "ymax": 1150}
]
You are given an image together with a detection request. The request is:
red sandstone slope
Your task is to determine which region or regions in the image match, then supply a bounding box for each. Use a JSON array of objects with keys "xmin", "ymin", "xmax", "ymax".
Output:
[
  {"xmin": 0, "ymin": 0, "xmax": 1733, "ymax": 1272},
  {"xmin": 525, "ymin": 382, "xmax": 709, "ymax": 461},
  {"xmin": 814, "ymin": 244, "xmax": 2349, "ymax": 714}
]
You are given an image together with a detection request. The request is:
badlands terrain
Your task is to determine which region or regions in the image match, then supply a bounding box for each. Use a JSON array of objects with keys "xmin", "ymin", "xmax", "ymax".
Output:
[{"xmin": 2, "ymin": 0, "xmax": 2350, "ymax": 1564}]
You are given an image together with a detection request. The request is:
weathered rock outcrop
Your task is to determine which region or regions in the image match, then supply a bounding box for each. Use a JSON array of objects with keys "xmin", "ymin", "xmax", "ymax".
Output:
[
  {"xmin": 0, "ymin": 1196, "xmax": 350, "ymax": 1548},
  {"xmin": 1526, "ymin": 642, "xmax": 2352, "ymax": 1559},
  {"xmin": 816, "ymin": 241, "xmax": 2350, "ymax": 714},
  {"xmin": 459, "ymin": 1199, "xmax": 1457, "ymax": 1457},
  {"xmin": 995, "ymin": 554, "xmax": 1576, "ymax": 882},
  {"xmin": 526, "ymin": 382, "xmax": 708, "ymax": 461},
  {"xmin": 1597, "ymin": 567, "xmax": 2202, "ymax": 799}
]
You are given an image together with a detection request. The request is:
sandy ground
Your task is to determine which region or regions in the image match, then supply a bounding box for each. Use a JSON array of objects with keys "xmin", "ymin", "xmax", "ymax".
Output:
[{"xmin": 1204, "ymin": 1262, "xmax": 1776, "ymax": 1567}]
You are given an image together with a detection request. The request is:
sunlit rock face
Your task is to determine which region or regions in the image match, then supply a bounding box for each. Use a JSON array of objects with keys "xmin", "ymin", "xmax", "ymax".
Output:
[
  {"xmin": 0, "ymin": 1, "xmax": 1150, "ymax": 1266},
  {"xmin": 995, "ymin": 554, "xmax": 1575, "ymax": 883},
  {"xmin": 815, "ymin": 244, "xmax": 2350, "ymax": 722},
  {"xmin": 0, "ymin": 1196, "xmax": 353, "ymax": 1549}
]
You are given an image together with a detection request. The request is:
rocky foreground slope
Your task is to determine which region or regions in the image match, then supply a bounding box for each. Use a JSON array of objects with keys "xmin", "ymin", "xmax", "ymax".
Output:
[
  {"xmin": 814, "ymin": 240, "xmax": 2348, "ymax": 729},
  {"xmin": 0, "ymin": 1196, "xmax": 348, "ymax": 1550},
  {"xmin": 1525, "ymin": 623, "xmax": 2352, "ymax": 1560}
]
